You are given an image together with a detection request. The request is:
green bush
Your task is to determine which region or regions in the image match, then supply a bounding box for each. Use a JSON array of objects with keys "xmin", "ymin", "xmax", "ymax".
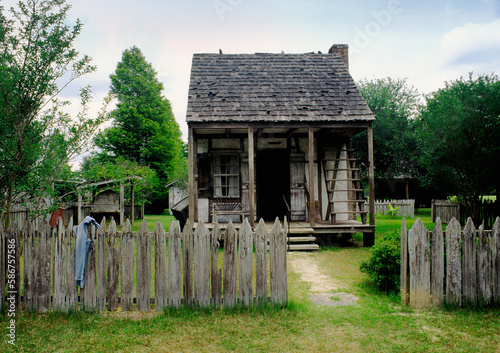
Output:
[{"xmin": 360, "ymin": 231, "xmax": 400, "ymax": 294}]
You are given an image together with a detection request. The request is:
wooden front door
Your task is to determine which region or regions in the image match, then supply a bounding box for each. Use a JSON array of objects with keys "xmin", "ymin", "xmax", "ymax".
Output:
[{"xmin": 290, "ymin": 152, "xmax": 306, "ymax": 221}]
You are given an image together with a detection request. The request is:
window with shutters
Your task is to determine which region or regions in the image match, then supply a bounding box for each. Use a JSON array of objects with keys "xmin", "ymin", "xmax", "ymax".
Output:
[{"xmin": 213, "ymin": 154, "xmax": 240, "ymax": 198}]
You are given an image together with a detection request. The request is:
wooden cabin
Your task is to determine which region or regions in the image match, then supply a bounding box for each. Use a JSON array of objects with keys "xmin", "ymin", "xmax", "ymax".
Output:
[{"xmin": 186, "ymin": 44, "xmax": 376, "ymax": 248}]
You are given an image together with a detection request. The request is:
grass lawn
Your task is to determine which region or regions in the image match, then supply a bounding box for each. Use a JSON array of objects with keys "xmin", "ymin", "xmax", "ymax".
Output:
[{"xmin": 1, "ymin": 209, "xmax": 499, "ymax": 352}]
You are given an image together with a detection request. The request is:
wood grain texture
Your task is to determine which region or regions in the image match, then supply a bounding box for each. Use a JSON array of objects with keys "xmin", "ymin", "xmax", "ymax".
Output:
[
  {"xmin": 493, "ymin": 217, "xmax": 500, "ymax": 305},
  {"xmin": 194, "ymin": 221, "xmax": 210, "ymax": 307},
  {"xmin": 408, "ymin": 218, "xmax": 430, "ymax": 309},
  {"xmin": 155, "ymin": 220, "xmax": 168, "ymax": 311},
  {"xmin": 168, "ymin": 220, "xmax": 182, "ymax": 309},
  {"xmin": 36, "ymin": 222, "xmax": 51, "ymax": 313},
  {"xmin": 211, "ymin": 221, "xmax": 222, "ymax": 307},
  {"xmin": 223, "ymin": 221, "xmax": 237, "ymax": 308},
  {"xmin": 400, "ymin": 218, "xmax": 409, "ymax": 305},
  {"xmin": 462, "ymin": 218, "xmax": 477, "ymax": 305},
  {"xmin": 53, "ymin": 218, "xmax": 66, "ymax": 312},
  {"xmin": 445, "ymin": 218, "xmax": 461, "ymax": 306},
  {"xmin": 66, "ymin": 218, "xmax": 77, "ymax": 311},
  {"xmin": 96, "ymin": 217, "xmax": 107, "ymax": 311},
  {"xmin": 431, "ymin": 218, "xmax": 444, "ymax": 305},
  {"xmin": 477, "ymin": 222, "xmax": 492, "ymax": 305},
  {"xmin": 255, "ymin": 219, "xmax": 268, "ymax": 304},
  {"xmin": 120, "ymin": 219, "xmax": 134, "ymax": 311},
  {"xmin": 183, "ymin": 220, "xmax": 194, "ymax": 308},
  {"xmin": 137, "ymin": 219, "xmax": 151, "ymax": 312},
  {"xmin": 107, "ymin": 218, "xmax": 119, "ymax": 311},
  {"xmin": 239, "ymin": 219, "xmax": 254, "ymax": 306},
  {"xmin": 23, "ymin": 221, "xmax": 35, "ymax": 311}
]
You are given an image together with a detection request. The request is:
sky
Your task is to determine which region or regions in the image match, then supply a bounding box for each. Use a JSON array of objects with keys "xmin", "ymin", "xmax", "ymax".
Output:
[{"xmin": 3, "ymin": 0, "xmax": 500, "ymax": 152}]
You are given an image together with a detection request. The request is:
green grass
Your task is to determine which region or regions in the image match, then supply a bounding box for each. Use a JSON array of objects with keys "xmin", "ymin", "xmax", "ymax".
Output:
[
  {"xmin": 129, "ymin": 214, "xmax": 176, "ymax": 232},
  {"xmin": 373, "ymin": 208, "xmax": 434, "ymax": 241},
  {"xmin": 2, "ymin": 209, "xmax": 499, "ymax": 352}
]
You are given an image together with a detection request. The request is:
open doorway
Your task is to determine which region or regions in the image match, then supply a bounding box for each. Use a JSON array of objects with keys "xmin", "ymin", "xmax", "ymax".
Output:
[{"xmin": 257, "ymin": 149, "xmax": 290, "ymax": 221}]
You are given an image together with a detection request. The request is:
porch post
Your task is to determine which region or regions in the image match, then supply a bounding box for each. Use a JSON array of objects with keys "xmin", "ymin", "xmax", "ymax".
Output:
[
  {"xmin": 366, "ymin": 124, "xmax": 376, "ymax": 247},
  {"xmin": 367, "ymin": 125, "xmax": 375, "ymax": 225},
  {"xmin": 308, "ymin": 127, "xmax": 316, "ymax": 227},
  {"xmin": 188, "ymin": 127, "xmax": 198, "ymax": 223},
  {"xmin": 248, "ymin": 127, "xmax": 255, "ymax": 227}
]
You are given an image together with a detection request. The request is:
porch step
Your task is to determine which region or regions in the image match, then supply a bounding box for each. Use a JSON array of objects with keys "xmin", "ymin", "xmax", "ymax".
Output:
[
  {"xmin": 287, "ymin": 244, "xmax": 320, "ymax": 251},
  {"xmin": 287, "ymin": 236, "xmax": 316, "ymax": 243},
  {"xmin": 288, "ymin": 227, "xmax": 315, "ymax": 235},
  {"xmin": 286, "ymin": 233, "xmax": 319, "ymax": 251}
]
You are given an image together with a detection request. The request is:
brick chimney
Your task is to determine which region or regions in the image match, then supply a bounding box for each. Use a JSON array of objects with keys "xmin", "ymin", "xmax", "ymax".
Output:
[{"xmin": 328, "ymin": 44, "xmax": 349, "ymax": 71}]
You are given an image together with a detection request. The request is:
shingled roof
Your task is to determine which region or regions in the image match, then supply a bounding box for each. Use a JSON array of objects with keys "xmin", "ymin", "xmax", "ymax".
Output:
[{"xmin": 186, "ymin": 51, "xmax": 374, "ymax": 123}]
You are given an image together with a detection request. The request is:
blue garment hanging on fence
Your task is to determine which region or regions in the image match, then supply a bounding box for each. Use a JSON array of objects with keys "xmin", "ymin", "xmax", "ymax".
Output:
[{"xmin": 74, "ymin": 216, "xmax": 100, "ymax": 288}]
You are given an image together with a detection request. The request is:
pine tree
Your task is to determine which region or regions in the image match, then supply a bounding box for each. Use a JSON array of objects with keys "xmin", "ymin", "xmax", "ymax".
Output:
[{"xmin": 95, "ymin": 46, "xmax": 184, "ymax": 209}]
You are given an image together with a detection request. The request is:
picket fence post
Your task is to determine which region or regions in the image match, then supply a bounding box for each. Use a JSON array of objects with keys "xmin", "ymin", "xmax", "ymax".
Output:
[
  {"xmin": 107, "ymin": 218, "xmax": 119, "ymax": 311},
  {"xmin": 155, "ymin": 220, "xmax": 168, "ymax": 311},
  {"xmin": 8, "ymin": 215, "xmax": 289, "ymax": 313},
  {"xmin": 404, "ymin": 216, "xmax": 500, "ymax": 308}
]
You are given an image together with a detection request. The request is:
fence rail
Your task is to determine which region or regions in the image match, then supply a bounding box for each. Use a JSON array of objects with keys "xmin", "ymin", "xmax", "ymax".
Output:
[
  {"xmin": 0, "ymin": 216, "xmax": 288, "ymax": 313},
  {"xmin": 401, "ymin": 217, "xmax": 500, "ymax": 309}
]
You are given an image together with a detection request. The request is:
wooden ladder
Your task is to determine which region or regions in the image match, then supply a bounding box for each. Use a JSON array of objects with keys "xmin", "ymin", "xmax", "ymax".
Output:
[{"xmin": 323, "ymin": 145, "xmax": 367, "ymax": 224}]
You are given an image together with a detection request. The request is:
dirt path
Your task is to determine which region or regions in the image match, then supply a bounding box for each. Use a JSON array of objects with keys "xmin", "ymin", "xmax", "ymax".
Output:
[
  {"xmin": 288, "ymin": 252, "xmax": 343, "ymax": 292},
  {"xmin": 288, "ymin": 252, "xmax": 359, "ymax": 307}
]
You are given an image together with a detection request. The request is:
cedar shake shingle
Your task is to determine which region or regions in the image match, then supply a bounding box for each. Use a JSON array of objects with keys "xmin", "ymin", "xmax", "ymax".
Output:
[{"xmin": 186, "ymin": 52, "xmax": 374, "ymax": 123}]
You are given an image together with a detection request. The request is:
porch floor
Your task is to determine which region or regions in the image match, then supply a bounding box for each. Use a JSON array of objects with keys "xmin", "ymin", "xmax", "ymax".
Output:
[
  {"xmin": 192, "ymin": 219, "xmax": 375, "ymax": 249},
  {"xmin": 195, "ymin": 219, "xmax": 374, "ymax": 233}
]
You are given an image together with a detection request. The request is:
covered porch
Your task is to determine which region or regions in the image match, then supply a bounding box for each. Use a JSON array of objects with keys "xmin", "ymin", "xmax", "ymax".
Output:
[{"xmin": 187, "ymin": 122, "xmax": 376, "ymax": 248}]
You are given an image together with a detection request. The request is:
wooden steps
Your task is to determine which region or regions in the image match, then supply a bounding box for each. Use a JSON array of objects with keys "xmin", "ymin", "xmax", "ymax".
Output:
[
  {"xmin": 288, "ymin": 236, "xmax": 316, "ymax": 243},
  {"xmin": 287, "ymin": 244, "xmax": 320, "ymax": 251},
  {"xmin": 286, "ymin": 231, "xmax": 319, "ymax": 251}
]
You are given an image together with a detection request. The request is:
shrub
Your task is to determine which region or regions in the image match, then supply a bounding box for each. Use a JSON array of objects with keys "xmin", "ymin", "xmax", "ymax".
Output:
[{"xmin": 360, "ymin": 231, "xmax": 400, "ymax": 294}]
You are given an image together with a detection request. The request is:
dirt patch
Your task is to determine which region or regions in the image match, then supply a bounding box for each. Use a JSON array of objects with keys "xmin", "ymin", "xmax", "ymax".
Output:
[
  {"xmin": 101, "ymin": 309, "xmax": 162, "ymax": 320},
  {"xmin": 288, "ymin": 252, "xmax": 358, "ymax": 307},
  {"xmin": 308, "ymin": 292, "xmax": 359, "ymax": 307}
]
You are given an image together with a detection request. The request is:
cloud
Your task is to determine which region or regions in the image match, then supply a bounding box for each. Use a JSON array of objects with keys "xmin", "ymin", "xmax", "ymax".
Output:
[{"xmin": 440, "ymin": 19, "xmax": 500, "ymax": 70}]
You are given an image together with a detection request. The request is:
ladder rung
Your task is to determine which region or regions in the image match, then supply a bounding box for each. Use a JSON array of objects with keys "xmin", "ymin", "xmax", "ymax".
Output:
[
  {"xmin": 324, "ymin": 168, "xmax": 360, "ymax": 172},
  {"xmin": 329, "ymin": 189, "xmax": 363, "ymax": 192},
  {"xmin": 330, "ymin": 200, "xmax": 366, "ymax": 203},
  {"xmin": 331, "ymin": 210, "xmax": 368, "ymax": 214},
  {"xmin": 327, "ymin": 178, "xmax": 360, "ymax": 182},
  {"xmin": 325, "ymin": 158, "xmax": 357, "ymax": 162}
]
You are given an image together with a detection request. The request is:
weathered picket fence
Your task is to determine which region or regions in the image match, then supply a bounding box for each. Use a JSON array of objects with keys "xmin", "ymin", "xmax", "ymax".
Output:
[
  {"xmin": 373, "ymin": 199, "xmax": 415, "ymax": 218},
  {"xmin": 431, "ymin": 199, "xmax": 460, "ymax": 223},
  {"xmin": 401, "ymin": 217, "xmax": 500, "ymax": 309},
  {"xmin": 0, "ymin": 216, "xmax": 288, "ymax": 313}
]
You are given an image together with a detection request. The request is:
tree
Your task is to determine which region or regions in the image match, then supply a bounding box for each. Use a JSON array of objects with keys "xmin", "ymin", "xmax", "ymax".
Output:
[
  {"xmin": 95, "ymin": 46, "xmax": 184, "ymax": 211},
  {"xmin": 352, "ymin": 77, "xmax": 421, "ymax": 196},
  {"xmin": 416, "ymin": 73, "xmax": 500, "ymax": 220},
  {"xmin": 0, "ymin": 0, "xmax": 108, "ymax": 226}
]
